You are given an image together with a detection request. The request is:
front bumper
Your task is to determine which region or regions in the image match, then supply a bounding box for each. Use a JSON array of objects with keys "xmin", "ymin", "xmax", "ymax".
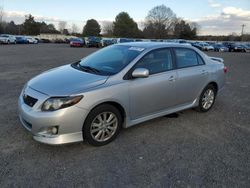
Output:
[{"xmin": 18, "ymin": 87, "xmax": 89, "ymax": 145}]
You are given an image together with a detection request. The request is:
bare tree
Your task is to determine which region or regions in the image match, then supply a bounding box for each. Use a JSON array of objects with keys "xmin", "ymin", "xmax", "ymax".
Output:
[
  {"xmin": 71, "ymin": 23, "xmax": 78, "ymax": 34},
  {"xmin": 102, "ymin": 21, "xmax": 113, "ymax": 36},
  {"xmin": 0, "ymin": 6, "xmax": 4, "ymax": 23},
  {"xmin": 144, "ymin": 5, "xmax": 176, "ymax": 38},
  {"xmin": 58, "ymin": 21, "xmax": 67, "ymax": 33},
  {"xmin": 190, "ymin": 22, "xmax": 200, "ymax": 35},
  {"xmin": 146, "ymin": 5, "xmax": 176, "ymax": 28}
]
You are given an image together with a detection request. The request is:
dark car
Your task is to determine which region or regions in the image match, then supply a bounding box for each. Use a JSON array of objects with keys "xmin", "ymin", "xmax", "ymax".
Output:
[
  {"xmin": 54, "ymin": 38, "xmax": 67, "ymax": 44},
  {"xmin": 212, "ymin": 43, "xmax": 229, "ymax": 52},
  {"xmin": 223, "ymin": 43, "xmax": 244, "ymax": 52},
  {"xmin": 16, "ymin": 36, "xmax": 28, "ymax": 44},
  {"xmin": 40, "ymin": 38, "xmax": 51, "ymax": 43},
  {"xmin": 70, "ymin": 38, "xmax": 84, "ymax": 47},
  {"xmin": 85, "ymin": 36, "xmax": 101, "ymax": 48}
]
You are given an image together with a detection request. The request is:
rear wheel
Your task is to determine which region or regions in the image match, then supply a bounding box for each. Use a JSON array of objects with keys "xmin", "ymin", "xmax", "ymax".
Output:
[
  {"xmin": 195, "ymin": 85, "xmax": 216, "ymax": 112},
  {"xmin": 83, "ymin": 104, "xmax": 122, "ymax": 146}
]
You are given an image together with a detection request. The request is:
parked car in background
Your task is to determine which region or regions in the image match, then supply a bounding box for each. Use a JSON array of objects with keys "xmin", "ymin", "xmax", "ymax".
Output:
[
  {"xmin": 70, "ymin": 38, "xmax": 84, "ymax": 47},
  {"xmin": 54, "ymin": 38, "xmax": 67, "ymax": 43},
  {"xmin": 212, "ymin": 43, "xmax": 229, "ymax": 52},
  {"xmin": 224, "ymin": 43, "xmax": 245, "ymax": 52},
  {"xmin": 242, "ymin": 44, "xmax": 250, "ymax": 53},
  {"xmin": 39, "ymin": 38, "xmax": 51, "ymax": 43},
  {"xmin": 85, "ymin": 36, "xmax": 101, "ymax": 48},
  {"xmin": 172, "ymin": 39, "xmax": 188, "ymax": 44},
  {"xmin": 15, "ymin": 36, "xmax": 29, "ymax": 44},
  {"xmin": 26, "ymin": 37, "xmax": 38, "ymax": 44},
  {"xmin": 101, "ymin": 38, "xmax": 115, "ymax": 47},
  {"xmin": 19, "ymin": 42, "xmax": 226, "ymax": 146},
  {"xmin": 192, "ymin": 42, "xmax": 203, "ymax": 50},
  {"xmin": 198, "ymin": 42, "xmax": 214, "ymax": 51},
  {"xmin": 117, "ymin": 38, "xmax": 135, "ymax": 43},
  {"xmin": 0, "ymin": 34, "xmax": 16, "ymax": 44}
]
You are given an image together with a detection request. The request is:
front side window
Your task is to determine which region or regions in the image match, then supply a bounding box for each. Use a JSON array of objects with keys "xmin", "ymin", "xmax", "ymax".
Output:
[
  {"xmin": 175, "ymin": 48, "xmax": 201, "ymax": 68},
  {"xmin": 134, "ymin": 48, "xmax": 173, "ymax": 75},
  {"xmin": 79, "ymin": 45, "xmax": 144, "ymax": 75}
]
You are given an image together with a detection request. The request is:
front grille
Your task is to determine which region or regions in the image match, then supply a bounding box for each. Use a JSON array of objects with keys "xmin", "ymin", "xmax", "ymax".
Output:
[{"xmin": 23, "ymin": 94, "xmax": 38, "ymax": 107}]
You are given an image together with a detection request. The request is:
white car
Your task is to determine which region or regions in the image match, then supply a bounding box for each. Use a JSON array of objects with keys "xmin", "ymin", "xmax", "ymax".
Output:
[
  {"xmin": 199, "ymin": 42, "xmax": 214, "ymax": 51},
  {"xmin": 0, "ymin": 34, "xmax": 16, "ymax": 44},
  {"xmin": 26, "ymin": 37, "xmax": 38, "ymax": 44}
]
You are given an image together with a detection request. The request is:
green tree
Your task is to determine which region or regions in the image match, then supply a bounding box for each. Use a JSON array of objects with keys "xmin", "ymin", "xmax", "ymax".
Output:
[
  {"xmin": 113, "ymin": 12, "xmax": 140, "ymax": 38},
  {"xmin": 0, "ymin": 22, "xmax": 4, "ymax": 34},
  {"xmin": 23, "ymin": 14, "xmax": 40, "ymax": 35},
  {"xmin": 4, "ymin": 21, "xmax": 19, "ymax": 34},
  {"xmin": 82, "ymin": 19, "xmax": 101, "ymax": 36},
  {"xmin": 173, "ymin": 19, "xmax": 197, "ymax": 39},
  {"xmin": 39, "ymin": 22, "xmax": 59, "ymax": 34}
]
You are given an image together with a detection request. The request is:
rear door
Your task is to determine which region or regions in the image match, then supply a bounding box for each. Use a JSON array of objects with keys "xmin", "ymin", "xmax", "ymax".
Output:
[
  {"xmin": 128, "ymin": 48, "xmax": 177, "ymax": 120},
  {"xmin": 174, "ymin": 48, "xmax": 209, "ymax": 105}
]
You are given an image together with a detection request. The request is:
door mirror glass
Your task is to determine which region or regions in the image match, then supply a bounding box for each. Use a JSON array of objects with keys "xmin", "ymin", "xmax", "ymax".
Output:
[{"xmin": 132, "ymin": 68, "xmax": 149, "ymax": 78}]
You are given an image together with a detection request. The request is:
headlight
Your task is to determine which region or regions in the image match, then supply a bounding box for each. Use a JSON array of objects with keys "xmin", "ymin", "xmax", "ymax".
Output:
[{"xmin": 41, "ymin": 95, "xmax": 83, "ymax": 111}]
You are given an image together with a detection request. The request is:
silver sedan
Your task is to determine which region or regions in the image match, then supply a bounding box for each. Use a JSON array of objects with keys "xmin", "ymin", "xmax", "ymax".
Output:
[{"xmin": 18, "ymin": 42, "xmax": 227, "ymax": 146}]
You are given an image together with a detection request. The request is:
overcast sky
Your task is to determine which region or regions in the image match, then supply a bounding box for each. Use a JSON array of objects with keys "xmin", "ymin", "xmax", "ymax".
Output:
[{"xmin": 1, "ymin": 0, "xmax": 250, "ymax": 35}]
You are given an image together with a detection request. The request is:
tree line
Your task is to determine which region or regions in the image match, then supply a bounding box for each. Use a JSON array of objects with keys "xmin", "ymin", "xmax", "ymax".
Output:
[
  {"xmin": 1, "ymin": 4, "xmax": 248, "ymax": 41},
  {"xmin": 84, "ymin": 5, "xmax": 198, "ymax": 40},
  {"xmin": 0, "ymin": 5, "xmax": 199, "ymax": 39}
]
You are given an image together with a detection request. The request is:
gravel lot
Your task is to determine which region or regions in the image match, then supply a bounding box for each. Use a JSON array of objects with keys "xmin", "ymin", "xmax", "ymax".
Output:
[{"xmin": 0, "ymin": 44, "xmax": 249, "ymax": 187}]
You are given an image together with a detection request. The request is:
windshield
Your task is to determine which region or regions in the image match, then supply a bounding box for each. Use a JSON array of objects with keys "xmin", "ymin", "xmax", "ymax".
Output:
[{"xmin": 78, "ymin": 45, "xmax": 144, "ymax": 75}]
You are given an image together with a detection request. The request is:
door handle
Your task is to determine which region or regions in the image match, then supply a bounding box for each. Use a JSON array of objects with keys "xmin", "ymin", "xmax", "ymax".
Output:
[{"xmin": 168, "ymin": 75, "xmax": 175, "ymax": 81}]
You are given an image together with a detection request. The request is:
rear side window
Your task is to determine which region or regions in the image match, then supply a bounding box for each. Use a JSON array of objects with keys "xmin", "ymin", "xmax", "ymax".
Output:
[
  {"xmin": 175, "ymin": 48, "xmax": 204, "ymax": 68},
  {"xmin": 197, "ymin": 54, "xmax": 205, "ymax": 65},
  {"xmin": 134, "ymin": 48, "xmax": 173, "ymax": 75}
]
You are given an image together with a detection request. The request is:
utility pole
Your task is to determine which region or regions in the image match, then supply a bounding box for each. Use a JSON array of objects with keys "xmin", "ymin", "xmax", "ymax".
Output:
[{"xmin": 241, "ymin": 24, "xmax": 246, "ymax": 36}]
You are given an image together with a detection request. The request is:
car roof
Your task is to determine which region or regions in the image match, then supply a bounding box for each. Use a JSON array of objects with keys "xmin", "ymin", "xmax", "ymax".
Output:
[{"xmin": 116, "ymin": 42, "xmax": 192, "ymax": 49}]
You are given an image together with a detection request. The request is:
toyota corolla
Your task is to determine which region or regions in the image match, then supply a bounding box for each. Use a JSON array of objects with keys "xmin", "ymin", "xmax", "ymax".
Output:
[{"xmin": 18, "ymin": 42, "xmax": 227, "ymax": 146}]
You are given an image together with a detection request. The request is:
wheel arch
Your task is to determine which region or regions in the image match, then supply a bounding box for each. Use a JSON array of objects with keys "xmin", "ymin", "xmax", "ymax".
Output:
[
  {"xmin": 207, "ymin": 81, "xmax": 218, "ymax": 94},
  {"xmin": 86, "ymin": 101, "xmax": 127, "ymax": 123}
]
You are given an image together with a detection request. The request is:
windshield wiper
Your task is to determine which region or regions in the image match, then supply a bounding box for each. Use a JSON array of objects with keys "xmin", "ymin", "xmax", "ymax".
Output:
[{"xmin": 78, "ymin": 64, "xmax": 101, "ymax": 74}]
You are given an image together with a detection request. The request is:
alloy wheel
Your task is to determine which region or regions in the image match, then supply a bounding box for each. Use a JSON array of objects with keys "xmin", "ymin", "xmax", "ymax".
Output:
[
  {"xmin": 202, "ymin": 89, "xmax": 215, "ymax": 110},
  {"xmin": 90, "ymin": 112, "xmax": 118, "ymax": 142}
]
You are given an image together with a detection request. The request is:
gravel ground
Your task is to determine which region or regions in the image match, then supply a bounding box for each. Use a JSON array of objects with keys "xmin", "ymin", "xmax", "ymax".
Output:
[{"xmin": 0, "ymin": 44, "xmax": 249, "ymax": 187}]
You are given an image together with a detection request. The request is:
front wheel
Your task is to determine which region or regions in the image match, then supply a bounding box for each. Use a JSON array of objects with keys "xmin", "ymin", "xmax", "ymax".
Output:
[
  {"xmin": 195, "ymin": 85, "xmax": 216, "ymax": 112},
  {"xmin": 83, "ymin": 104, "xmax": 122, "ymax": 146}
]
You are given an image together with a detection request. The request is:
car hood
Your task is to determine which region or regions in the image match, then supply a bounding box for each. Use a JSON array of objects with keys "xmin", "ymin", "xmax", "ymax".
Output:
[{"xmin": 28, "ymin": 64, "xmax": 109, "ymax": 96}]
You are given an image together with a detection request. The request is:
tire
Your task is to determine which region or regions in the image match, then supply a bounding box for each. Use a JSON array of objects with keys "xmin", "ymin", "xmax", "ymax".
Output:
[
  {"xmin": 195, "ymin": 84, "xmax": 216, "ymax": 112},
  {"xmin": 83, "ymin": 104, "xmax": 122, "ymax": 146}
]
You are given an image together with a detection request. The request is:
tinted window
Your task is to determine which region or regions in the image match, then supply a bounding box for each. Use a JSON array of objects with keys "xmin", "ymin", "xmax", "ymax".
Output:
[
  {"xmin": 175, "ymin": 48, "xmax": 199, "ymax": 68},
  {"xmin": 134, "ymin": 48, "xmax": 173, "ymax": 75},
  {"xmin": 79, "ymin": 45, "xmax": 144, "ymax": 75}
]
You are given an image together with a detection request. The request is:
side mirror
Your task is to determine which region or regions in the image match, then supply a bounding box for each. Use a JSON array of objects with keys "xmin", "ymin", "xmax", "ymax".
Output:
[{"xmin": 132, "ymin": 68, "xmax": 149, "ymax": 78}]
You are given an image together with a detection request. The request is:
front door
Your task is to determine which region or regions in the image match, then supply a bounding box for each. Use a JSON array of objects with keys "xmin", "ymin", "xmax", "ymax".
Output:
[{"xmin": 128, "ymin": 48, "xmax": 177, "ymax": 120}]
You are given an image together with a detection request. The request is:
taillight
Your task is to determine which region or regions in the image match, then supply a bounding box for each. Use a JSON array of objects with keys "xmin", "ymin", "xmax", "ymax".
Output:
[{"xmin": 223, "ymin": 66, "xmax": 228, "ymax": 73}]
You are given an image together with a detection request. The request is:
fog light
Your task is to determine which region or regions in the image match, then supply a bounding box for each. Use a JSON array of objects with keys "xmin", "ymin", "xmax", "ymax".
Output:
[{"xmin": 51, "ymin": 127, "xmax": 58, "ymax": 135}]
